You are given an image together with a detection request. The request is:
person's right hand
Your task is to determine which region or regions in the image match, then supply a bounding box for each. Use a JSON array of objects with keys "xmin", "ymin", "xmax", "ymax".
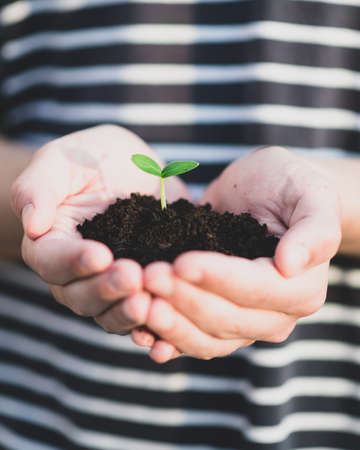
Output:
[{"xmin": 11, "ymin": 124, "xmax": 191, "ymax": 337}]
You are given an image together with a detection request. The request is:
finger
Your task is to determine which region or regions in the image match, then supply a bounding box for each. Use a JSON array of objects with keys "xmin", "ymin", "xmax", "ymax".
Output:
[
  {"xmin": 144, "ymin": 262, "xmax": 174, "ymax": 296},
  {"xmin": 22, "ymin": 235, "xmax": 113, "ymax": 284},
  {"xmin": 95, "ymin": 292, "xmax": 152, "ymax": 335},
  {"xmin": 171, "ymin": 252, "xmax": 292, "ymax": 312},
  {"xmin": 199, "ymin": 176, "xmax": 220, "ymax": 206},
  {"xmin": 150, "ymin": 256, "xmax": 327, "ymax": 317},
  {"xmin": 50, "ymin": 259, "xmax": 142, "ymax": 317},
  {"xmin": 131, "ymin": 327, "xmax": 180, "ymax": 361},
  {"xmin": 145, "ymin": 262, "xmax": 295, "ymax": 341},
  {"xmin": 131, "ymin": 327, "xmax": 157, "ymax": 348},
  {"xmin": 11, "ymin": 146, "xmax": 71, "ymax": 239},
  {"xmin": 275, "ymin": 180, "xmax": 342, "ymax": 278},
  {"xmin": 146, "ymin": 298, "xmax": 252, "ymax": 360},
  {"xmin": 149, "ymin": 340, "xmax": 182, "ymax": 364}
]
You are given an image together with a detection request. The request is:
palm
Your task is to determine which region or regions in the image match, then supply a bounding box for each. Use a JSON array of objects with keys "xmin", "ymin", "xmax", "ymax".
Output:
[
  {"xmin": 201, "ymin": 147, "xmax": 317, "ymax": 238},
  {"xmin": 200, "ymin": 146, "xmax": 341, "ymax": 279},
  {"xmin": 52, "ymin": 186, "xmax": 120, "ymax": 241},
  {"xmin": 31, "ymin": 126, "xmax": 190, "ymax": 242},
  {"xmin": 16, "ymin": 125, "xmax": 192, "ymax": 267}
]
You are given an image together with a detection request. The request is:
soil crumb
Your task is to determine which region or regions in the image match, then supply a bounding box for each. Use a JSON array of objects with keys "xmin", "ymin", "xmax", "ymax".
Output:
[{"xmin": 77, "ymin": 193, "xmax": 279, "ymax": 267}]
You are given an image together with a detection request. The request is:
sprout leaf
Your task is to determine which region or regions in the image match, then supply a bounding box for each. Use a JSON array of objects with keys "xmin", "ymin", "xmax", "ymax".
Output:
[
  {"xmin": 131, "ymin": 154, "xmax": 199, "ymax": 210},
  {"xmin": 161, "ymin": 161, "xmax": 199, "ymax": 178},
  {"xmin": 131, "ymin": 154, "xmax": 162, "ymax": 177}
]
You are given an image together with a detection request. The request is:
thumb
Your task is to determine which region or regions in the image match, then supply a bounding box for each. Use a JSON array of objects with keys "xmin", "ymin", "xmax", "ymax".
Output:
[
  {"xmin": 274, "ymin": 190, "xmax": 342, "ymax": 278},
  {"xmin": 11, "ymin": 147, "xmax": 70, "ymax": 239},
  {"xmin": 199, "ymin": 177, "xmax": 220, "ymax": 206}
]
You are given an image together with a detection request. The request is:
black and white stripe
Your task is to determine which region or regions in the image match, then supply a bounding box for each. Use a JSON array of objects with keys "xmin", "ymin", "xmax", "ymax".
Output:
[
  {"xmin": 1, "ymin": 259, "xmax": 360, "ymax": 448},
  {"xmin": 1, "ymin": 0, "xmax": 360, "ymax": 448}
]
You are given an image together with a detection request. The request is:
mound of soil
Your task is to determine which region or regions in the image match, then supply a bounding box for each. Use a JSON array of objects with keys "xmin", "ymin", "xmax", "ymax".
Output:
[{"xmin": 77, "ymin": 193, "xmax": 279, "ymax": 267}]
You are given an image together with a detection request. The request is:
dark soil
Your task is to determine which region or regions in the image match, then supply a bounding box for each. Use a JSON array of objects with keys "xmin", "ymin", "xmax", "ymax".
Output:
[{"xmin": 77, "ymin": 193, "xmax": 279, "ymax": 267}]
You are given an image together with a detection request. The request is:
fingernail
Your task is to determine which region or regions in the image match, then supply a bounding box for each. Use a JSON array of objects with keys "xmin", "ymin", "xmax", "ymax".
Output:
[
  {"xmin": 287, "ymin": 245, "xmax": 309, "ymax": 277},
  {"xmin": 149, "ymin": 341, "xmax": 174, "ymax": 364},
  {"xmin": 21, "ymin": 204, "xmax": 35, "ymax": 235},
  {"xmin": 174, "ymin": 256, "xmax": 203, "ymax": 283},
  {"xmin": 108, "ymin": 270, "xmax": 126, "ymax": 295},
  {"xmin": 151, "ymin": 300, "xmax": 175, "ymax": 331},
  {"xmin": 178, "ymin": 267, "xmax": 202, "ymax": 283},
  {"xmin": 157, "ymin": 275, "xmax": 174, "ymax": 297},
  {"xmin": 145, "ymin": 263, "xmax": 174, "ymax": 297},
  {"xmin": 79, "ymin": 252, "xmax": 95, "ymax": 274},
  {"xmin": 135, "ymin": 327, "xmax": 155, "ymax": 347},
  {"xmin": 140, "ymin": 333, "xmax": 154, "ymax": 347}
]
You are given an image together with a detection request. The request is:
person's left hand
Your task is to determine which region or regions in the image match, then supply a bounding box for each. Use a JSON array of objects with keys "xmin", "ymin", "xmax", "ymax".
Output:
[{"xmin": 133, "ymin": 146, "xmax": 342, "ymax": 363}]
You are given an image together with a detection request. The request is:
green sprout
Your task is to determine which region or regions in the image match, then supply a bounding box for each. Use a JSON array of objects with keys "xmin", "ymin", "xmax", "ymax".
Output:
[{"xmin": 131, "ymin": 154, "xmax": 199, "ymax": 210}]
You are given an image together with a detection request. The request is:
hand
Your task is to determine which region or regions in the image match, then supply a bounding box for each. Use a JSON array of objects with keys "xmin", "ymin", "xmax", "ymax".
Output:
[
  {"xmin": 138, "ymin": 146, "xmax": 342, "ymax": 363},
  {"xmin": 11, "ymin": 125, "xmax": 191, "ymax": 336}
]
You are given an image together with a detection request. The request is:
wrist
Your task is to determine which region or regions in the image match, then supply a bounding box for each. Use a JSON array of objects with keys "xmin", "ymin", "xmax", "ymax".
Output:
[
  {"xmin": 0, "ymin": 136, "xmax": 33, "ymax": 260},
  {"xmin": 308, "ymin": 158, "xmax": 360, "ymax": 256}
]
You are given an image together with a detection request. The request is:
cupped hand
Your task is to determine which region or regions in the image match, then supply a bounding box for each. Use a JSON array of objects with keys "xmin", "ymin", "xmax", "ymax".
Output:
[
  {"xmin": 139, "ymin": 146, "xmax": 342, "ymax": 363},
  {"xmin": 11, "ymin": 124, "xmax": 191, "ymax": 335}
]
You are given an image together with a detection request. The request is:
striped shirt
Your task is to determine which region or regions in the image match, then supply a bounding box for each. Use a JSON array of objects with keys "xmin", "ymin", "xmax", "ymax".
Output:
[{"xmin": 1, "ymin": 0, "xmax": 360, "ymax": 449}]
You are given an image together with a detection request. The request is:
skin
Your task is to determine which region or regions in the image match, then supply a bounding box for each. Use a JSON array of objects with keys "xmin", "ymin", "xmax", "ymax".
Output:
[
  {"xmin": 140, "ymin": 148, "xmax": 342, "ymax": 362},
  {"xmin": 9, "ymin": 127, "xmax": 356, "ymax": 364},
  {"xmin": 10, "ymin": 125, "xmax": 191, "ymax": 335},
  {"xmin": 0, "ymin": 138, "xmax": 33, "ymax": 260}
]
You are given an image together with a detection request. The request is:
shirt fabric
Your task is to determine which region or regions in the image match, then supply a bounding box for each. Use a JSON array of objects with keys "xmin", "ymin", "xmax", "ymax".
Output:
[{"xmin": 1, "ymin": 0, "xmax": 360, "ymax": 449}]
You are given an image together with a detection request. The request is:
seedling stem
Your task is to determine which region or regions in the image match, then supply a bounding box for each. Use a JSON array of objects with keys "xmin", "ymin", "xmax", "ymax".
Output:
[
  {"xmin": 160, "ymin": 178, "xmax": 166, "ymax": 210},
  {"xmin": 131, "ymin": 154, "xmax": 199, "ymax": 210}
]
